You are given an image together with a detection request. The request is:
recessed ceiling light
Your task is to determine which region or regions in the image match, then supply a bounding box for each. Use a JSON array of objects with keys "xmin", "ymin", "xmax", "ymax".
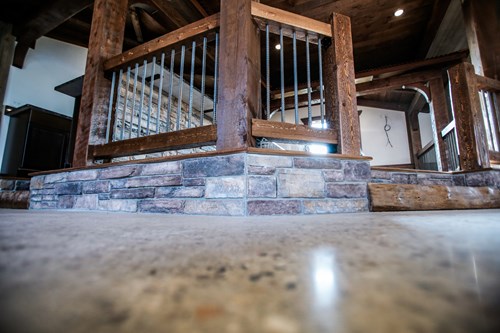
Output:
[
  {"xmin": 275, "ymin": 44, "xmax": 281, "ymax": 50},
  {"xmin": 394, "ymin": 8, "xmax": 404, "ymax": 17}
]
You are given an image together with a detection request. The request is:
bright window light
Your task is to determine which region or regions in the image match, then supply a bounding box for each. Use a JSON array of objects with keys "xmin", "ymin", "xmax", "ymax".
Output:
[{"xmin": 308, "ymin": 144, "xmax": 328, "ymax": 154}]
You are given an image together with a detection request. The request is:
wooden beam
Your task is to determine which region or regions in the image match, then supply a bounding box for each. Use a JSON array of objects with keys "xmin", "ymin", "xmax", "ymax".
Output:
[
  {"xmin": 429, "ymin": 77, "xmax": 451, "ymax": 171},
  {"xmin": 323, "ymin": 13, "xmax": 360, "ymax": 155},
  {"xmin": 448, "ymin": 62, "xmax": 490, "ymax": 170},
  {"xmin": 250, "ymin": 2, "xmax": 332, "ymax": 37},
  {"xmin": 188, "ymin": 0, "xmax": 209, "ymax": 17},
  {"xmin": 12, "ymin": 0, "xmax": 93, "ymax": 68},
  {"xmin": 357, "ymin": 98, "xmax": 408, "ymax": 112},
  {"xmin": 90, "ymin": 125, "xmax": 217, "ymax": 159},
  {"xmin": 129, "ymin": 8, "xmax": 144, "ymax": 43},
  {"xmin": 251, "ymin": 119, "xmax": 337, "ymax": 144},
  {"xmin": 368, "ymin": 183, "xmax": 500, "ymax": 212},
  {"xmin": 150, "ymin": 0, "xmax": 190, "ymax": 28},
  {"xmin": 475, "ymin": 74, "xmax": 500, "ymax": 92},
  {"xmin": 216, "ymin": 0, "xmax": 260, "ymax": 150},
  {"xmin": 73, "ymin": 0, "xmax": 128, "ymax": 167},
  {"xmin": 103, "ymin": 13, "xmax": 220, "ymax": 71}
]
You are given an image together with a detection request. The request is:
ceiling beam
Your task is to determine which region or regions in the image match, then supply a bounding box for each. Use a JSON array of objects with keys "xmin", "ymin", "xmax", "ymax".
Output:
[
  {"xmin": 188, "ymin": 0, "xmax": 209, "ymax": 17},
  {"xmin": 150, "ymin": 0, "xmax": 190, "ymax": 28},
  {"xmin": 12, "ymin": 0, "xmax": 93, "ymax": 68},
  {"xmin": 417, "ymin": 0, "xmax": 452, "ymax": 58},
  {"xmin": 357, "ymin": 98, "xmax": 409, "ymax": 112}
]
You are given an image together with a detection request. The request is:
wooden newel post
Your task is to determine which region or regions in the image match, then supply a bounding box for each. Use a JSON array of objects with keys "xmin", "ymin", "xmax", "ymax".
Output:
[
  {"xmin": 72, "ymin": 0, "xmax": 128, "ymax": 167},
  {"xmin": 323, "ymin": 12, "xmax": 361, "ymax": 155},
  {"xmin": 429, "ymin": 77, "xmax": 451, "ymax": 171},
  {"xmin": 448, "ymin": 62, "xmax": 490, "ymax": 171},
  {"xmin": 216, "ymin": 0, "xmax": 261, "ymax": 150}
]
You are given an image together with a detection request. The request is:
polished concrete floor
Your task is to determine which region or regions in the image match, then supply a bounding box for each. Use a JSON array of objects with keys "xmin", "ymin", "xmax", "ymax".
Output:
[{"xmin": 0, "ymin": 209, "xmax": 499, "ymax": 333}]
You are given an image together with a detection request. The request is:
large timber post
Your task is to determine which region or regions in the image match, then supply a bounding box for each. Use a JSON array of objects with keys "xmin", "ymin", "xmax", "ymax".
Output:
[
  {"xmin": 73, "ymin": 0, "xmax": 128, "ymax": 167},
  {"xmin": 216, "ymin": 0, "xmax": 261, "ymax": 150},
  {"xmin": 428, "ymin": 77, "xmax": 451, "ymax": 171}
]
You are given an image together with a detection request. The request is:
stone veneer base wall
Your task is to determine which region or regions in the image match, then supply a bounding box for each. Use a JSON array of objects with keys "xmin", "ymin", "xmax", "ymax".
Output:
[
  {"xmin": 30, "ymin": 153, "xmax": 371, "ymax": 216},
  {"xmin": 0, "ymin": 178, "xmax": 30, "ymax": 209}
]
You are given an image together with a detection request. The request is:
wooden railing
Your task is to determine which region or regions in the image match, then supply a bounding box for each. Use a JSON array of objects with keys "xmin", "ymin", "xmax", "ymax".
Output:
[
  {"xmin": 90, "ymin": 14, "xmax": 220, "ymax": 160},
  {"xmin": 475, "ymin": 74, "xmax": 500, "ymax": 163},
  {"xmin": 417, "ymin": 141, "xmax": 438, "ymax": 171},
  {"xmin": 441, "ymin": 120, "xmax": 460, "ymax": 171}
]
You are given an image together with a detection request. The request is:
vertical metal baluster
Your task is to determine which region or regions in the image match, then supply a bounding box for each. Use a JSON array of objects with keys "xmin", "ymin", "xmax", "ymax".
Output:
[
  {"xmin": 105, "ymin": 71, "xmax": 116, "ymax": 143},
  {"xmin": 266, "ymin": 24, "xmax": 270, "ymax": 119},
  {"xmin": 280, "ymin": 28, "xmax": 285, "ymax": 122},
  {"xmin": 318, "ymin": 37, "xmax": 325, "ymax": 127},
  {"xmin": 129, "ymin": 63, "xmax": 139, "ymax": 139},
  {"xmin": 293, "ymin": 31, "xmax": 299, "ymax": 125},
  {"xmin": 167, "ymin": 49, "xmax": 175, "ymax": 132},
  {"xmin": 119, "ymin": 68, "xmax": 127, "ymax": 141},
  {"xmin": 156, "ymin": 52, "xmax": 165, "ymax": 134},
  {"xmin": 177, "ymin": 45, "xmax": 186, "ymax": 131},
  {"xmin": 306, "ymin": 34, "xmax": 312, "ymax": 127},
  {"xmin": 188, "ymin": 40, "xmax": 196, "ymax": 128},
  {"xmin": 213, "ymin": 32, "xmax": 219, "ymax": 122},
  {"xmin": 200, "ymin": 37, "xmax": 207, "ymax": 126},
  {"xmin": 138, "ymin": 59, "xmax": 148, "ymax": 137},
  {"xmin": 111, "ymin": 68, "xmax": 123, "ymax": 141},
  {"xmin": 146, "ymin": 56, "xmax": 156, "ymax": 136}
]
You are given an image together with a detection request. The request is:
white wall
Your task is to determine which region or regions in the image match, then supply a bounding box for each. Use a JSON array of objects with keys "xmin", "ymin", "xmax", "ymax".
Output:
[
  {"xmin": 418, "ymin": 113, "xmax": 434, "ymax": 147},
  {"xmin": 0, "ymin": 37, "xmax": 87, "ymax": 169},
  {"xmin": 359, "ymin": 106, "xmax": 411, "ymax": 166}
]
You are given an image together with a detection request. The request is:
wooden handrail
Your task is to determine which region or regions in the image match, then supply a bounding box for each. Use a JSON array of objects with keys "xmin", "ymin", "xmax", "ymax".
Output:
[
  {"xmin": 476, "ymin": 74, "xmax": 500, "ymax": 92},
  {"xmin": 441, "ymin": 119, "xmax": 455, "ymax": 138},
  {"xmin": 417, "ymin": 141, "xmax": 435, "ymax": 158},
  {"xmin": 104, "ymin": 13, "xmax": 220, "ymax": 71},
  {"xmin": 252, "ymin": 119, "xmax": 337, "ymax": 144}
]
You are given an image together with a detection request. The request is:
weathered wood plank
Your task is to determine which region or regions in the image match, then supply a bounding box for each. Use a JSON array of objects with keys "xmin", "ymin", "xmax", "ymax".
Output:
[
  {"xmin": 103, "ymin": 13, "xmax": 220, "ymax": 71},
  {"xmin": 90, "ymin": 125, "xmax": 217, "ymax": 159},
  {"xmin": 448, "ymin": 62, "xmax": 490, "ymax": 170},
  {"xmin": 72, "ymin": 0, "xmax": 128, "ymax": 167},
  {"xmin": 356, "ymin": 70, "xmax": 442, "ymax": 96},
  {"xmin": 368, "ymin": 183, "xmax": 500, "ymax": 212},
  {"xmin": 250, "ymin": 2, "xmax": 332, "ymax": 37},
  {"xmin": 476, "ymin": 75, "xmax": 500, "ymax": 92},
  {"xmin": 429, "ymin": 77, "xmax": 451, "ymax": 171},
  {"xmin": 324, "ymin": 13, "xmax": 360, "ymax": 155},
  {"xmin": 216, "ymin": 0, "xmax": 260, "ymax": 150},
  {"xmin": 248, "ymin": 147, "xmax": 371, "ymax": 161},
  {"xmin": 251, "ymin": 119, "xmax": 337, "ymax": 144}
]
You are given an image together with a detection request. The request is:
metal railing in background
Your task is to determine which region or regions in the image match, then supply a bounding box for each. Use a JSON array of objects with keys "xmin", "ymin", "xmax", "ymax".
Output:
[
  {"xmin": 417, "ymin": 142, "xmax": 438, "ymax": 171},
  {"xmin": 477, "ymin": 83, "xmax": 500, "ymax": 154},
  {"xmin": 441, "ymin": 120, "xmax": 460, "ymax": 171}
]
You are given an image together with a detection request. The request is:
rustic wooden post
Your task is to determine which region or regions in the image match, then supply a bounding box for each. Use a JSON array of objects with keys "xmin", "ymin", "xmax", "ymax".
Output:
[
  {"xmin": 406, "ymin": 114, "xmax": 422, "ymax": 169},
  {"xmin": 448, "ymin": 62, "xmax": 490, "ymax": 170},
  {"xmin": 323, "ymin": 13, "xmax": 361, "ymax": 155},
  {"xmin": 72, "ymin": 0, "xmax": 128, "ymax": 167},
  {"xmin": 0, "ymin": 23, "xmax": 15, "ymax": 129},
  {"xmin": 216, "ymin": 0, "xmax": 260, "ymax": 150},
  {"xmin": 428, "ymin": 77, "xmax": 451, "ymax": 171}
]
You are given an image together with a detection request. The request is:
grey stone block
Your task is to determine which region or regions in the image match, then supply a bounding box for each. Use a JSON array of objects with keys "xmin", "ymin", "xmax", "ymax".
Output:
[
  {"xmin": 247, "ymin": 154, "xmax": 293, "ymax": 168},
  {"xmin": 44, "ymin": 173, "xmax": 67, "ymax": 183},
  {"xmin": 418, "ymin": 179, "xmax": 454, "ymax": 186},
  {"xmin": 73, "ymin": 194, "xmax": 98, "ymax": 210},
  {"xmin": 184, "ymin": 200, "xmax": 245, "ymax": 216},
  {"xmin": 15, "ymin": 180, "xmax": 31, "ymax": 191},
  {"xmin": 293, "ymin": 157, "xmax": 342, "ymax": 169},
  {"xmin": 138, "ymin": 199, "xmax": 185, "ymax": 213},
  {"xmin": 205, "ymin": 176, "xmax": 245, "ymax": 198},
  {"xmin": 67, "ymin": 170, "xmax": 99, "ymax": 181},
  {"xmin": 303, "ymin": 199, "xmax": 369, "ymax": 214},
  {"xmin": 0, "ymin": 179, "xmax": 15, "ymax": 190},
  {"xmin": 141, "ymin": 161, "xmax": 181, "ymax": 175},
  {"xmin": 54, "ymin": 183, "xmax": 82, "ymax": 195},
  {"xmin": 83, "ymin": 181, "xmax": 110, "ymax": 194},
  {"xmin": 370, "ymin": 170, "xmax": 391, "ymax": 180},
  {"xmin": 31, "ymin": 189, "xmax": 55, "ymax": 196},
  {"xmin": 99, "ymin": 165, "xmax": 142, "ymax": 179},
  {"xmin": 323, "ymin": 170, "xmax": 345, "ymax": 182},
  {"xmin": 156, "ymin": 187, "xmax": 205, "ymax": 198},
  {"xmin": 98, "ymin": 193, "xmax": 111, "ymax": 200},
  {"xmin": 30, "ymin": 176, "xmax": 45, "ymax": 190},
  {"xmin": 42, "ymin": 195, "xmax": 56, "ymax": 201},
  {"xmin": 31, "ymin": 201, "xmax": 57, "ymax": 209},
  {"xmin": 111, "ymin": 188, "xmax": 155, "ymax": 199},
  {"xmin": 248, "ymin": 165, "xmax": 276, "ymax": 175},
  {"xmin": 183, "ymin": 178, "xmax": 206, "ymax": 186},
  {"xmin": 326, "ymin": 183, "xmax": 367, "ymax": 198},
  {"xmin": 125, "ymin": 175, "xmax": 182, "ymax": 188},
  {"xmin": 183, "ymin": 154, "xmax": 245, "ymax": 178},
  {"xmin": 391, "ymin": 173, "xmax": 411, "ymax": 184},
  {"xmin": 343, "ymin": 161, "xmax": 371, "ymax": 181},
  {"xmin": 453, "ymin": 175, "xmax": 466, "ymax": 186},
  {"xmin": 247, "ymin": 200, "xmax": 302, "ymax": 215},
  {"xmin": 30, "ymin": 195, "xmax": 42, "ymax": 202},
  {"xmin": 58, "ymin": 196, "xmax": 75, "ymax": 209},
  {"xmin": 99, "ymin": 199, "xmax": 138, "ymax": 212},
  {"xmin": 465, "ymin": 172, "xmax": 494, "ymax": 187},
  {"xmin": 277, "ymin": 169, "xmax": 324, "ymax": 198},
  {"xmin": 248, "ymin": 176, "xmax": 276, "ymax": 198}
]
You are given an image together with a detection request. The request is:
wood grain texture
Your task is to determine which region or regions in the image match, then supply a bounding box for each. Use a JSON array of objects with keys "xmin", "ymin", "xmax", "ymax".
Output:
[
  {"xmin": 72, "ymin": 0, "xmax": 128, "ymax": 167},
  {"xmin": 251, "ymin": 119, "xmax": 337, "ymax": 144},
  {"xmin": 429, "ymin": 77, "xmax": 450, "ymax": 171},
  {"xmin": 326, "ymin": 13, "xmax": 360, "ymax": 155},
  {"xmin": 216, "ymin": 0, "xmax": 260, "ymax": 150},
  {"xmin": 104, "ymin": 13, "xmax": 220, "ymax": 71},
  {"xmin": 476, "ymin": 75, "xmax": 500, "ymax": 92},
  {"xmin": 90, "ymin": 125, "xmax": 217, "ymax": 159},
  {"xmin": 448, "ymin": 62, "xmax": 490, "ymax": 171},
  {"xmin": 368, "ymin": 183, "xmax": 500, "ymax": 212},
  {"xmin": 356, "ymin": 69, "xmax": 441, "ymax": 96}
]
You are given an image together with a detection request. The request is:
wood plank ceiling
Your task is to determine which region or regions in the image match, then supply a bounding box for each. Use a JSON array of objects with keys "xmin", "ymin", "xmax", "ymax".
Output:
[{"xmin": 0, "ymin": 0, "xmax": 464, "ymax": 114}]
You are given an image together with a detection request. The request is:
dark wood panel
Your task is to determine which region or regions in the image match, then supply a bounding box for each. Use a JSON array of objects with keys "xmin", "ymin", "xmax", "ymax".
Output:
[
  {"xmin": 429, "ymin": 77, "xmax": 450, "ymax": 171},
  {"xmin": 252, "ymin": 119, "xmax": 337, "ymax": 144},
  {"xmin": 90, "ymin": 125, "xmax": 217, "ymax": 159}
]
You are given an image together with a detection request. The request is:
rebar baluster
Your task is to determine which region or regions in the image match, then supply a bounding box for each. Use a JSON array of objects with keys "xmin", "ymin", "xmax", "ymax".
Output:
[
  {"xmin": 137, "ymin": 59, "xmax": 148, "ymax": 137},
  {"xmin": 318, "ymin": 37, "xmax": 325, "ymax": 127},
  {"xmin": 280, "ymin": 28, "xmax": 285, "ymax": 122},
  {"xmin": 121, "ymin": 67, "xmax": 131, "ymax": 140},
  {"xmin": 111, "ymin": 68, "xmax": 123, "ymax": 142},
  {"xmin": 156, "ymin": 52, "xmax": 165, "ymax": 134},
  {"xmin": 105, "ymin": 71, "xmax": 116, "ymax": 143},
  {"xmin": 293, "ymin": 31, "xmax": 299, "ymax": 125},
  {"xmin": 177, "ymin": 45, "xmax": 186, "ymax": 131},
  {"xmin": 213, "ymin": 32, "xmax": 219, "ymax": 122},
  {"xmin": 266, "ymin": 24, "xmax": 270, "ymax": 119},
  {"xmin": 306, "ymin": 34, "xmax": 312, "ymax": 127},
  {"xmin": 188, "ymin": 41, "xmax": 196, "ymax": 128},
  {"xmin": 129, "ymin": 63, "xmax": 139, "ymax": 139},
  {"xmin": 167, "ymin": 49, "xmax": 175, "ymax": 132},
  {"xmin": 146, "ymin": 56, "xmax": 156, "ymax": 136},
  {"xmin": 200, "ymin": 37, "xmax": 207, "ymax": 126}
]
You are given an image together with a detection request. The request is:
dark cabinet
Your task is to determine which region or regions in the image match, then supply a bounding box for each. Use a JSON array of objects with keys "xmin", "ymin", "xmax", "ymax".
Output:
[{"xmin": 1, "ymin": 105, "xmax": 72, "ymax": 177}]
